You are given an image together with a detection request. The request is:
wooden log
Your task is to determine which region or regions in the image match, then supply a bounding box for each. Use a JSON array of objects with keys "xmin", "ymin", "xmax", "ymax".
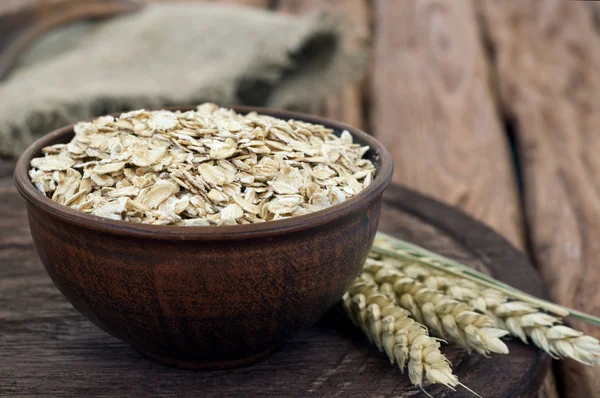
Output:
[
  {"xmin": 478, "ymin": 1, "xmax": 600, "ymax": 397},
  {"xmin": 369, "ymin": 0, "xmax": 524, "ymax": 251},
  {"xmin": 275, "ymin": 0, "xmax": 370, "ymax": 129}
]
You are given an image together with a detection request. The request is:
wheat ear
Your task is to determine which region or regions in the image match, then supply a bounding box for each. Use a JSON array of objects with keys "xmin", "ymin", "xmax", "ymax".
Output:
[
  {"xmin": 343, "ymin": 279, "xmax": 459, "ymax": 389},
  {"xmin": 362, "ymin": 259, "xmax": 509, "ymax": 356},
  {"xmin": 443, "ymin": 286, "xmax": 600, "ymax": 366},
  {"xmin": 370, "ymin": 238, "xmax": 600, "ymax": 366}
]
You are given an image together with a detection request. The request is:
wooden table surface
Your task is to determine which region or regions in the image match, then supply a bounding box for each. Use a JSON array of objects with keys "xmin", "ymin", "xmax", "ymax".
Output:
[
  {"xmin": 1, "ymin": 1, "xmax": 599, "ymax": 397},
  {"xmin": 0, "ymin": 173, "xmax": 549, "ymax": 397}
]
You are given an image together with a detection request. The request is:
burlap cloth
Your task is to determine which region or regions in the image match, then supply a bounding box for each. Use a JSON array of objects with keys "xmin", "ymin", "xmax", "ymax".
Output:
[{"xmin": 0, "ymin": 3, "xmax": 367, "ymax": 157}]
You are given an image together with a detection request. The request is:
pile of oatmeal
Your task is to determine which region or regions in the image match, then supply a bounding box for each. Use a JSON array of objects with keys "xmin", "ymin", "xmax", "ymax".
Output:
[{"xmin": 29, "ymin": 104, "xmax": 376, "ymax": 226}]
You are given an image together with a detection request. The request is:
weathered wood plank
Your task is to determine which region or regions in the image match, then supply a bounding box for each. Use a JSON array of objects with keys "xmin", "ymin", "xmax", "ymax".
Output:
[
  {"xmin": 368, "ymin": 3, "xmax": 560, "ymax": 394},
  {"xmin": 478, "ymin": 1, "xmax": 600, "ymax": 397},
  {"xmin": 0, "ymin": 160, "xmax": 15, "ymax": 179},
  {"xmin": 369, "ymin": 4, "xmax": 557, "ymax": 395},
  {"xmin": 369, "ymin": 0, "xmax": 524, "ymax": 252},
  {"xmin": 536, "ymin": 375, "xmax": 560, "ymax": 398},
  {"xmin": 275, "ymin": 0, "xmax": 370, "ymax": 129}
]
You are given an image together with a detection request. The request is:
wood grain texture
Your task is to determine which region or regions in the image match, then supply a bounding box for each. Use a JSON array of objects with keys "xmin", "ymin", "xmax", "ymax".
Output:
[
  {"xmin": 369, "ymin": 0, "xmax": 524, "ymax": 250},
  {"xmin": 275, "ymin": 0, "xmax": 370, "ymax": 129},
  {"xmin": 478, "ymin": 1, "xmax": 600, "ymax": 397},
  {"xmin": 0, "ymin": 160, "xmax": 15, "ymax": 179},
  {"xmin": 536, "ymin": 373, "xmax": 560, "ymax": 398},
  {"xmin": 0, "ymin": 170, "xmax": 548, "ymax": 397}
]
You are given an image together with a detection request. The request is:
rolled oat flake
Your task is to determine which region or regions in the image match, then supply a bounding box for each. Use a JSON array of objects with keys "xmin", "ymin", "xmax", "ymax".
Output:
[{"xmin": 29, "ymin": 104, "xmax": 375, "ymax": 226}]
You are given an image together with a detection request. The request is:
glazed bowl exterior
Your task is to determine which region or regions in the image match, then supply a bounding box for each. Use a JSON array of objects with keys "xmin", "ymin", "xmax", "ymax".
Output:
[{"xmin": 14, "ymin": 106, "xmax": 393, "ymax": 369}]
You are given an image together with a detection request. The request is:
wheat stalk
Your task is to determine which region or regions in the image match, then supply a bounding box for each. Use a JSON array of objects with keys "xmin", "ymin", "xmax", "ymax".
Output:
[
  {"xmin": 362, "ymin": 259, "xmax": 509, "ymax": 356},
  {"xmin": 343, "ymin": 279, "xmax": 459, "ymax": 389},
  {"xmin": 370, "ymin": 235, "xmax": 600, "ymax": 366}
]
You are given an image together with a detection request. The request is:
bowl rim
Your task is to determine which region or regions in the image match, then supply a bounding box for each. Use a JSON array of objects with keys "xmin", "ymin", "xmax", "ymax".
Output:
[{"xmin": 14, "ymin": 105, "xmax": 393, "ymax": 240}]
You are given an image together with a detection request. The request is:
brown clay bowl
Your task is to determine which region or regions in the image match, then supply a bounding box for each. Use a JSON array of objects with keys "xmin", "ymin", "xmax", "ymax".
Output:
[{"xmin": 14, "ymin": 106, "xmax": 393, "ymax": 369}]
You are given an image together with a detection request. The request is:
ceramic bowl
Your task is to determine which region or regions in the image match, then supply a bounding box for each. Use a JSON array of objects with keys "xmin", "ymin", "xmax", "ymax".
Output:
[{"xmin": 14, "ymin": 106, "xmax": 393, "ymax": 369}]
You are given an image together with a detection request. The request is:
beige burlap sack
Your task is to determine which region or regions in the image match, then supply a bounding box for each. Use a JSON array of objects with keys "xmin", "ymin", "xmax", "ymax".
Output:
[{"xmin": 0, "ymin": 3, "xmax": 366, "ymax": 156}]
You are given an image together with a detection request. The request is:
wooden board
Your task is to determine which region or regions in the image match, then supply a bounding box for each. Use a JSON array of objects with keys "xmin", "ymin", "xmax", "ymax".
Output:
[
  {"xmin": 0, "ymin": 170, "xmax": 548, "ymax": 397},
  {"xmin": 364, "ymin": 2, "xmax": 560, "ymax": 396},
  {"xmin": 369, "ymin": 0, "xmax": 524, "ymax": 250},
  {"xmin": 477, "ymin": 2, "xmax": 600, "ymax": 397}
]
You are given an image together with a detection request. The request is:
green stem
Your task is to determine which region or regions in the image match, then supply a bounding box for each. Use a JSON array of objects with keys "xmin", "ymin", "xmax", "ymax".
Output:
[{"xmin": 372, "ymin": 232, "xmax": 600, "ymax": 328}]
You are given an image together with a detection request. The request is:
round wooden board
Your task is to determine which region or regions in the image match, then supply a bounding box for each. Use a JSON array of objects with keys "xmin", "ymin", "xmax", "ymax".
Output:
[{"xmin": 0, "ymin": 180, "xmax": 549, "ymax": 397}]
